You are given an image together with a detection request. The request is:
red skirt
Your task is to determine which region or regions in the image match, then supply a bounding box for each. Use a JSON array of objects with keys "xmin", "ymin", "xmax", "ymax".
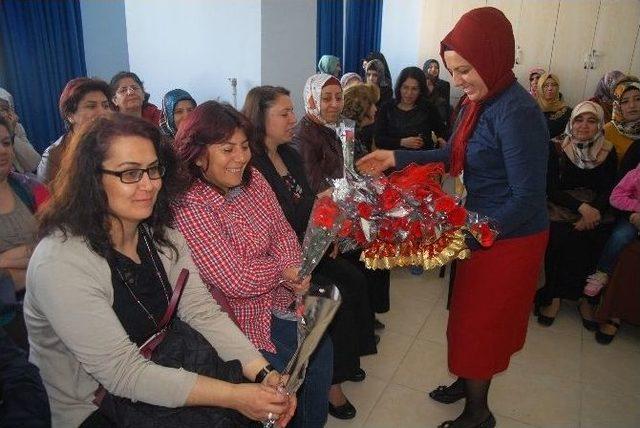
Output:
[{"xmin": 447, "ymin": 230, "xmax": 548, "ymax": 379}]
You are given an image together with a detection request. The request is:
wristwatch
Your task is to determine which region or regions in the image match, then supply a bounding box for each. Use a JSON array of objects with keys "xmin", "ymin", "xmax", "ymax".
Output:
[{"xmin": 254, "ymin": 364, "xmax": 275, "ymax": 383}]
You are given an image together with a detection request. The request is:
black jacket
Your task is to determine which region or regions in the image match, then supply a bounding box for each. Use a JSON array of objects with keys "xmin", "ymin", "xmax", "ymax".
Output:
[{"xmin": 252, "ymin": 144, "xmax": 316, "ymax": 240}]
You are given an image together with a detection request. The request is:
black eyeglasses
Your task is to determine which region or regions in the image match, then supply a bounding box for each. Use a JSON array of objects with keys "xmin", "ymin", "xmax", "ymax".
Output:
[{"xmin": 100, "ymin": 165, "xmax": 166, "ymax": 183}]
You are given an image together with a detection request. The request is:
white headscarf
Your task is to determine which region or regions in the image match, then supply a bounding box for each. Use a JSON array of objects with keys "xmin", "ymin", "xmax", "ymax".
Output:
[
  {"xmin": 561, "ymin": 100, "xmax": 612, "ymax": 169},
  {"xmin": 0, "ymin": 87, "xmax": 14, "ymax": 108},
  {"xmin": 303, "ymin": 73, "xmax": 341, "ymax": 126}
]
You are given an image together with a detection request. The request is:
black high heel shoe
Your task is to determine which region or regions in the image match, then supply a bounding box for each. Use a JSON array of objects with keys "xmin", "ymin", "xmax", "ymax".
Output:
[{"xmin": 595, "ymin": 320, "xmax": 620, "ymax": 345}]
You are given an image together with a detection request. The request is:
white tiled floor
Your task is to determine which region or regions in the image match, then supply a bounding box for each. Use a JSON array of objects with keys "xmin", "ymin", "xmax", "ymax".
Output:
[{"xmin": 326, "ymin": 268, "xmax": 640, "ymax": 428}]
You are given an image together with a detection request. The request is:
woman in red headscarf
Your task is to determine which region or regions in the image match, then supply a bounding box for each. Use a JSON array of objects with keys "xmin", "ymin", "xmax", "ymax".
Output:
[{"xmin": 357, "ymin": 8, "xmax": 549, "ymax": 428}]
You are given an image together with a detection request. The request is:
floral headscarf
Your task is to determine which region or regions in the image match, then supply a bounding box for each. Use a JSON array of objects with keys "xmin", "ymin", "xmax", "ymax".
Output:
[
  {"xmin": 611, "ymin": 79, "xmax": 640, "ymax": 140},
  {"xmin": 303, "ymin": 73, "xmax": 341, "ymax": 126},
  {"xmin": 536, "ymin": 73, "xmax": 566, "ymax": 113},
  {"xmin": 561, "ymin": 100, "xmax": 612, "ymax": 169},
  {"xmin": 340, "ymin": 72, "xmax": 362, "ymax": 88},
  {"xmin": 593, "ymin": 70, "xmax": 625, "ymax": 104},
  {"xmin": 365, "ymin": 59, "xmax": 391, "ymax": 88},
  {"xmin": 528, "ymin": 67, "xmax": 545, "ymax": 96}
]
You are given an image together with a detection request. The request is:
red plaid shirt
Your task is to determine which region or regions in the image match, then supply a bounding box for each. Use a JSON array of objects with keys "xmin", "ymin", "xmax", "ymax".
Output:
[{"xmin": 172, "ymin": 169, "xmax": 301, "ymax": 352}]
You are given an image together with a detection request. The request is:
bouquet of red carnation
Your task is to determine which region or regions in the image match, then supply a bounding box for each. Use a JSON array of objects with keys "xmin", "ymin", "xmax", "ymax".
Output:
[{"xmin": 332, "ymin": 163, "xmax": 498, "ymax": 270}]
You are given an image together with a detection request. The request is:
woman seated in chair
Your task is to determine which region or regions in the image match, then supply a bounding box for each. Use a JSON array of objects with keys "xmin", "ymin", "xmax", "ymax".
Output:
[
  {"xmin": 0, "ymin": 117, "xmax": 48, "ymax": 301},
  {"xmin": 171, "ymin": 101, "xmax": 332, "ymax": 428},
  {"xmin": 24, "ymin": 113, "xmax": 294, "ymax": 427},
  {"xmin": 536, "ymin": 101, "xmax": 617, "ymax": 328},
  {"xmin": 586, "ymin": 160, "xmax": 640, "ymax": 343},
  {"xmin": 244, "ymin": 85, "xmax": 378, "ymax": 420}
]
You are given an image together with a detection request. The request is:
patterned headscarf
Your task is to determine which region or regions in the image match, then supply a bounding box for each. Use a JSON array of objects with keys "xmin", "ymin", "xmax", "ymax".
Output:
[
  {"xmin": 561, "ymin": 100, "xmax": 612, "ymax": 169},
  {"xmin": 422, "ymin": 59, "xmax": 440, "ymax": 81},
  {"xmin": 0, "ymin": 88, "xmax": 14, "ymax": 108},
  {"xmin": 536, "ymin": 73, "xmax": 566, "ymax": 113},
  {"xmin": 318, "ymin": 55, "xmax": 341, "ymax": 77},
  {"xmin": 160, "ymin": 89, "xmax": 195, "ymax": 137},
  {"xmin": 611, "ymin": 78, "xmax": 640, "ymax": 140},
  {"xmin": 303, "ymin": 73, "xmax": 341, "ymax": 126},
  {"xmin": 365, "ymin": 59, "xmax": 391, "ymax": 88},
  {"xmin": 340, "ymin": 72, "xmax": 362, "ymax": 88},
  {"xmin": 528, "ymin": 67, "xmax": 545, "ymax": 96},
  {"xmin": 593, "ymin": 70, "xmax": 625, "ymax": 104}
]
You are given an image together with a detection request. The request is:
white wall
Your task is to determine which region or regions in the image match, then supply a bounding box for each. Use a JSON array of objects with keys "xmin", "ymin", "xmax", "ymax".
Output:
[
  {"xmin": 124, "ymin": 0, "xmax": 262, "ymax": 107},
  {"xmin": 81, "ymin": 0, "xmax": 129, "ymax": 81},
  {"xmin": 380, "ymin": 0, "xmax": 423, "ymax": 84},
  {"xmin": 261, "ymin": 0, "xmax": 316, "ymax": 120}
]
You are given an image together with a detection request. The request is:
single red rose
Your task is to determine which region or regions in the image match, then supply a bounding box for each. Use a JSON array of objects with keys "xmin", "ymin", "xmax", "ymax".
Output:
[
  {"xmin": 414, "ymin": 187, "xmax": 432, "ymax": 202},
  {"xmin": 357, "ymin": 202, "xmax": 373, "ymax": 219},
  {"xmin": 448, "ymin": 206, "xmax": 467, "ymax": 227},
  {"xmin": 378, "ymin": 228, "xmax": 395, "ymax": 242},
  {"xmin": 380, "ymin": 187, "xmax": 402, "ymax": 211},
  {"xmin": 434, "ymin": 196, "xmax": 456, "ymax": 213},
  {"xmin": 312, "ymin": 197, "xmax": 339, "ymax": 229},
  {"xmin": 408, "ymin": 221, "xmax": 422, "ymax": 239},
  {"xmin": 354, "ymin": 229, "xmax": 367, "ymax": 245},
  {"xmin": 338, "ymin": 219, "xmax": 354, "ymax": 237},
  {"xmin": 472, "ymin": 223, "xmax": 497, "ymax": 247}
]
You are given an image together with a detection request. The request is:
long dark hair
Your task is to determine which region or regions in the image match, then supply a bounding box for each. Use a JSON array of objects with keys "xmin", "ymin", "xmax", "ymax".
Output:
[
  {"xmin": 241, "ymin": 85, "xmax": 290, "ymax": 156},
  {"xmin": 394, "ymin": 66, "xmax": 429, "ymax": 107},
  {"xmin": 38, "ymin": 113, "xmax": 181, "ymax": 258}
]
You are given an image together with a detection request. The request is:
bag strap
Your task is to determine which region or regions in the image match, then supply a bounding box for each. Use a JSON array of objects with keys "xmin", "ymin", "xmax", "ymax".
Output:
[
  {"xmin": 93, "ymin": 268, "xmax": 190, "ymax": 407},
  {"xmin": 158, "ymin": 268, "xmax": 189, "ymax": 329}
]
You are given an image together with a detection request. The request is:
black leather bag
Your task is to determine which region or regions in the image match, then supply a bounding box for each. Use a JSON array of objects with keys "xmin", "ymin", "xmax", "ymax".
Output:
[
  {"xmin": 92, "ymin": 269, "xmax": 253, "ymax": 427},
  {"xmin": 97, "ymin": 319, "xmax": 251, "ymax": 427}
]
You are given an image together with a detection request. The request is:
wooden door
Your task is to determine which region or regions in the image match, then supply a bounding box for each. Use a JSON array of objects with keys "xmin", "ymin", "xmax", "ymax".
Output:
[
  {"xmin": 514, "ymin": 0, "xmax": 560, "ymax": 90},
  {"xmin": 549, "ymin": 0, "xmax": 600, "ymax": 106},
  {"xmin": 584, "ymin": 0, "xmax": 640, "ymax": 98}
]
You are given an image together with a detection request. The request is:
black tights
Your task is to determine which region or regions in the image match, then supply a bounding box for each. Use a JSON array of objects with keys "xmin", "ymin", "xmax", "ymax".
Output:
[{"xmin": 447, "ymin": 377, "xmax": 492, "ymax": 428}]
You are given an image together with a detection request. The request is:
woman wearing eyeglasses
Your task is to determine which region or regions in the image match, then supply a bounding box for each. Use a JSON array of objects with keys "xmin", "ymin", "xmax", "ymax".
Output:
[
  {"xmin": 23, "ymin": 113, "xmax": 295, "ymax": 427},
  {"xmin": 110, "ymin": 71, "xmax": 163, "ymax": 126}
]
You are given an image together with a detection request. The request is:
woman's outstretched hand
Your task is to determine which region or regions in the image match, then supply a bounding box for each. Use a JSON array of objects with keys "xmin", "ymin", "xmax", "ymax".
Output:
[{"xmin": 356, "ymin": 150, "xmax": 395, "ymax": 176}]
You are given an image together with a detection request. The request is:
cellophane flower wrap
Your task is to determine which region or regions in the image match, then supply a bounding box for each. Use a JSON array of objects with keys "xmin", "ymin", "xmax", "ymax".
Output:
[
  {"xmin": 331, "ymin": 121, "xmax": 498, "ymax": 269},
  {"xmin": 298, "ymin": 196, "xmax": 342, "ymax": 279}
]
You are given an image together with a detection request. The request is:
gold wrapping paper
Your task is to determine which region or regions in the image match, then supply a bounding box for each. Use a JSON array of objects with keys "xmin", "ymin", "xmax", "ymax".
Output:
[{"xmin": 360, "ymin": 229, "xmax": 470, "ymax": 270}]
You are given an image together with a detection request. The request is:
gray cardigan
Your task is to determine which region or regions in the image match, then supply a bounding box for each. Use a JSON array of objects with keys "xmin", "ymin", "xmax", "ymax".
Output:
[{"xmin": 24, "ymin": 227, "xmax": 261, "ymax": 427}]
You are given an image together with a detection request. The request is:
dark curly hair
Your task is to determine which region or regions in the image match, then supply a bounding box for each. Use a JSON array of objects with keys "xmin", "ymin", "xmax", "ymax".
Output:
[
  {"xmin": 173, "ymin": 100, "xmax": 254, "ymax": 187},
  {"xmin": 38, "ymin": 112, "xmax": 182, "ymax": 259}
]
